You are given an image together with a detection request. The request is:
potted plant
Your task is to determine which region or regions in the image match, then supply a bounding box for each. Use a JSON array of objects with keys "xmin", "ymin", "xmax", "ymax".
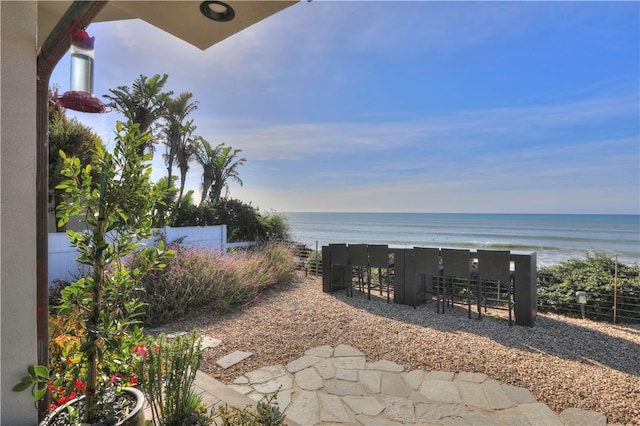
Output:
[{"xmin": 15, "ymin": 121, "xmax": 171, "ymax": 425}]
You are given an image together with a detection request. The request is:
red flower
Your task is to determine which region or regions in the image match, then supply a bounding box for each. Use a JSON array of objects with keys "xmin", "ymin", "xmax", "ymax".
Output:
[
  {"xmin": 49, "ymin": 403, "xmax": 58, "ymax": 411},
  {"xmin": 58, "ymin": 395, "xmax": 72, "ymax": 405},
  {"xmin": 133, "ymin": 345, "xmax": 147, "ymax": 356},
  {"xmin": 129, "ymin": 376, "xmax": 138, "ymax": 385},
  {"xmin": 66, "ymin": 358, "xmax": 73, "ymax": 365},
  {"xmin": 56, "ymin": 388, "xmax": 65, "ymax": 395},
  {"xmin": 74, "ymin": 379, "xmax": 86, "ymax": 392},
  {"xmin": 110, "ymin": 374, "xmax": 119, "ymax": 384}
]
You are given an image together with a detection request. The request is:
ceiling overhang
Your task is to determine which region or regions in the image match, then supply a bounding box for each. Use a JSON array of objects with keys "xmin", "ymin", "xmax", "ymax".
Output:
[{"xmin": 38, "ymin": 1, "xmax": 297, "ymax": 51}]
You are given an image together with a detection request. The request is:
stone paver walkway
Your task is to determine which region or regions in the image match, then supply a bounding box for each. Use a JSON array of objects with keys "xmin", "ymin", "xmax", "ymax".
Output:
[{"xmin": 223, "ymin": 344, "xmax": 607, "ymax": 426}]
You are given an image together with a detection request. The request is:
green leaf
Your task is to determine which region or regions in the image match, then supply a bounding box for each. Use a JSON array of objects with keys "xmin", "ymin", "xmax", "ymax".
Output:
[
  {"xmin": 33, "ymin": 385, "xmax": 48, "ymax": 400},
  {"xmin": 12, "ymin": 377, "xmax": 34, "ymax": 392},
  {"xmin": 31, "ymin": 365, "xmax": 49, "ymax": 379}
]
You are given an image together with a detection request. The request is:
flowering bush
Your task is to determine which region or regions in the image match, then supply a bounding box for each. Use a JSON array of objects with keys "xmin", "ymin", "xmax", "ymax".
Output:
[
  {"xmin": 137, "ymin": 243, "xmax": 298, "ymax": 326},
  {"xmin": 43, "ymin": 314, "xmax": 145, "ymax": 413},
  {"xmin": 15, "ymin": 122, "xmax": 172, "ymax": 424}
]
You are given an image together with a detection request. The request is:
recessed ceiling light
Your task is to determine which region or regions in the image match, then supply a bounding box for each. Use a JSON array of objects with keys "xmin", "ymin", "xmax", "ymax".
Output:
[{"xmin": 200, "ymin": 1, "xmax": 235, "ymax": 22}]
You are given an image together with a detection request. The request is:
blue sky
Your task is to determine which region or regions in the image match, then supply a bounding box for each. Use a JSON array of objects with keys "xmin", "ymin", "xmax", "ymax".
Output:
[{"xmin": 51, "ymin": 1, "xmax": 640, "ymax": 214}]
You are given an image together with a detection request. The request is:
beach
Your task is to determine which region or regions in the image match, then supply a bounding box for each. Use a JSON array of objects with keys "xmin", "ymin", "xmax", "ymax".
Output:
[{"xmin": 162, "ymin": 274, "xmax": 640, "ymax": 425}]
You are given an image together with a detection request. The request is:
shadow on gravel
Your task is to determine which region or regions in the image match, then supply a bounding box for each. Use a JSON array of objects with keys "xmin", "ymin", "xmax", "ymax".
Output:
[
  {"xmin": 155, "ymin": 275, "xmax": 639, "ymax": 378},
  {"xmin": 332, "ymin": 286, "xmax": 640, "ymax": 377}
]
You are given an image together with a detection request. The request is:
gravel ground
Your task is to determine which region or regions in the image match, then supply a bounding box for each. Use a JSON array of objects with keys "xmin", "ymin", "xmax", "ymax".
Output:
[{"xmin": 161, "ymin": 273, "xmax": 640, "ymax": 425}]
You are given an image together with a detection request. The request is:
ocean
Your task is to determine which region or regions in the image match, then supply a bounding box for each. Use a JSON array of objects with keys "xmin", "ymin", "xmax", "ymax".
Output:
[{"xmin": 283, "ymin": 212, "xmax": 640, "ymax": 267}]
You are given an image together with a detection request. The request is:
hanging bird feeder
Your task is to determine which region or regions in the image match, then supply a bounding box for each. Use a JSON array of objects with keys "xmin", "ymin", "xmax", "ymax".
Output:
[{"xmin": 57, "ymin": 28, "xmax": 106, "ymax": 113}]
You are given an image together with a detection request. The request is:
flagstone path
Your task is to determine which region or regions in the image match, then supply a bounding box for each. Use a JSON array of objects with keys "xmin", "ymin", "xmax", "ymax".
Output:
[{"xmin": 212, "ymin": 344, "xmax": 607, "ymax": 425}]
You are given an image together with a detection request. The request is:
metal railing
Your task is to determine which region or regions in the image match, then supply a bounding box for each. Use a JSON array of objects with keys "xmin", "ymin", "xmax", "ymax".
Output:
[
  {"xmin": 305, "ymin": 245, "xmax": 640, "ymax": 324},
  {"xmin": 537, "ymin": 272, "xmax": 640, "ymax": 324}
]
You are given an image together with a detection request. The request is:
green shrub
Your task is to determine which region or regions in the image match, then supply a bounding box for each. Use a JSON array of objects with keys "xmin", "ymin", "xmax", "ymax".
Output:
[
  {"xmin": 137, "ymin": 243, "xmax": 298, "ymax": 326},
  {"xmin": 136, "ymin": 330, "xmax": 213, "ymax": 426},
  {"xmin": 213, "ymin": 199, "xmax": 266, "ymax": 242},
  {"xmin": 170, "ymin": 199, "xmax": 265, "ymax": 242},
  {"xmin": 214, "ymin": 392, "xmax": 285, "ymax": 426},
  {"xmin": 261, "ymin": 213, "xmax": 291, "ymax": 241},
  {"xmin": 169, "ymin": 200, "xmax": 291, "ymax": 243},
  {"xmin": 538, "ymin": 252, "xmax": 640, "ymax": 322},
  {"xmin": 170, "ymin": 202, "xmax": 217, "ymax": 228}
]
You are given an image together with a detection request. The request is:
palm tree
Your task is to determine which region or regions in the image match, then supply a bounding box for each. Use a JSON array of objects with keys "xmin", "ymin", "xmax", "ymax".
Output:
[
  {"xmin": 209, "ymin": 144, "xmax": 246, "ymax": 203},
  {"xmin": 103, "ymin": 74, "xmax": 171, "ymax": 155},
  {"xmin": 193, "ymin": 138, "xmax": 221, "ymax": 207},
  {"xmin": 175, "ymin": 135, "xmax": 200, "ymax": 207},
  {"xmin": 161, "ymin": 92, "xmax": 198, "ymax": 188},
  {"xmin": 158, "ymin": 92, "xmax": 197, "ymax": 225},
  {"xmin": 194, "ymin": 139, "xmax": 246, "ymax": 206}
]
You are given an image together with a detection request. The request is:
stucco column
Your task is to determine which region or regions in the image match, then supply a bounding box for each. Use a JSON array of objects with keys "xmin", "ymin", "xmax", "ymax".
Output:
[{"xmin": 1, "ymin": 1, "xmax": 39, "ymax": 424}]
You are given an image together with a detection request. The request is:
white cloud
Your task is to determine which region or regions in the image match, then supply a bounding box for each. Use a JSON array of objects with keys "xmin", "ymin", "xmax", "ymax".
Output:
[
  {"xmin": 49, "ymin": 1, "xmax": 638, "ymax": 215},
  {"xmin": 87, "ymin": 1, "xmax": 554, "ymax": 88},
  {"xmin": 192, "ymin": 90, "xmax": 638, "ymax": 160},
  {"xmin": 232, "ymin": 176, "xmax": 638, "ymax": 214}
]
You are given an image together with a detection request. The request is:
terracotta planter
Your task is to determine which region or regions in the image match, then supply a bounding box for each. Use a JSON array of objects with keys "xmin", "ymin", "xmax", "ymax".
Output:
[{"xmin": 40, "ymin": 387, "xmax": 145, "ymax": 426}]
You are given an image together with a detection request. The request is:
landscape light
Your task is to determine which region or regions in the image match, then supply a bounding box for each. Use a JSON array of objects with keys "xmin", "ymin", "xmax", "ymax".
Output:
[
  {"xmin": 576, "ymin": 291, "xmax": 588, "ymax": 319},
  {"xmin": 57, "ymin": 28, "xmax": 106, "ymax": 113}
]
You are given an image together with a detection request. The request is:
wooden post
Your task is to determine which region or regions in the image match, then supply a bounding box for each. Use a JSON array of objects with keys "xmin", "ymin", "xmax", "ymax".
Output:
[
  {"xmin": 613, "ymin": 255, "xmax": 618, "ymax": 324},
  {"xmin": 315, "ymin": 240, "xmax": 319, "ymax": 277}
]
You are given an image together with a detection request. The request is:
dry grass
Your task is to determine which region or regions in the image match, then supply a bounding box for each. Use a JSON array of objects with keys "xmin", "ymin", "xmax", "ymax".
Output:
[{"xmin": 160, "ymin": 273, "xmax": 640, "ymax": 425}]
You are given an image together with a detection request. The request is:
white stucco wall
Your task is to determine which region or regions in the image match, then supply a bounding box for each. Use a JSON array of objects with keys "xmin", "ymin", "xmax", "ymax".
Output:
[{"xmin": 0, "ymin": 1, "xmax": 39, "ymax": 424}]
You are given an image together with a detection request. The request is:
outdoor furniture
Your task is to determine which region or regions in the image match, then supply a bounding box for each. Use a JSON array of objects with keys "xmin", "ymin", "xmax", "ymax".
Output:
[
  {"xmin": 321, "ymin": 245, "xmax": 537, "ymax": 327},
  {"xmin": 368, "ymin": 244, "xmax": 391, "ymax": 303},
  {"xmin": 348, "ymin": 244, "xmax": 369, "ymax": 297},
  {"xmin": 413, "ymin": 247, "xmax": 440, "ymax": 308},
  {"xmin": 477, "ymin": 249, "xmax": 514, "ymax": 324},
  {"xmin": 439, "ymin": 248, "xmax": 472, "ymax": 318},
  {"xmin": 329, "ymin": 243, "xmax": 349, "ymax": 295}
]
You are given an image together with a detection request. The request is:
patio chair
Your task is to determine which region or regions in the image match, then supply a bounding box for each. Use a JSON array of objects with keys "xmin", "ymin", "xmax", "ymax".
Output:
[
  {"xmin": 439, "ymin": 249, "xmax": 472, "ymax": 318},
  {"xmin": 413, "ymin": 247, "xmax": 440, "ymax": 308},
  {"xmin": 477, "ymin": 250, "xmax": 513, "ymax": 324},
  {"xmin": 329, "ymin": 243, "xmax": 349, "ymax": 295},
  {"xmin": 368, "ymin": 244, "xmax": 391, "ymax": 303},
  {"xmin": 348, "ymin": 244, "xmax": 368, "ymax": 297}
]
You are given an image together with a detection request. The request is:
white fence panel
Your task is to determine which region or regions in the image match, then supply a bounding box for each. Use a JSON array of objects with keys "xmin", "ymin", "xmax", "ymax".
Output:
[
  {"xmin": 47, "ymin": 225, "xmax": 227, "ymax": 285},
  {"xmin": 48, "ymin": 232, "xmax": 89, "ymax": 283},
  {"xmin": 164, "ymin": 225, "xmax": 227, "ymax": 252}
]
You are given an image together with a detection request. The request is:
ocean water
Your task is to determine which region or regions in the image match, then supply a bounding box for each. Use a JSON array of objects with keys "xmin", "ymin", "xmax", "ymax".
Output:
[{"xmin": 283, "ymin": 212, "xmax": 640, "ymax": 267}]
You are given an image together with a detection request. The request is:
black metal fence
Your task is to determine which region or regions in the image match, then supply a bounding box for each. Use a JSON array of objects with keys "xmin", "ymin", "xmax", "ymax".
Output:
[
  {"xmin": 304, "ymin": 248, "xmax": 640, "ymax": 324},
  {"xmin": 537, "ymin": 271, "xmax": 640, "ymax": 324}
]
